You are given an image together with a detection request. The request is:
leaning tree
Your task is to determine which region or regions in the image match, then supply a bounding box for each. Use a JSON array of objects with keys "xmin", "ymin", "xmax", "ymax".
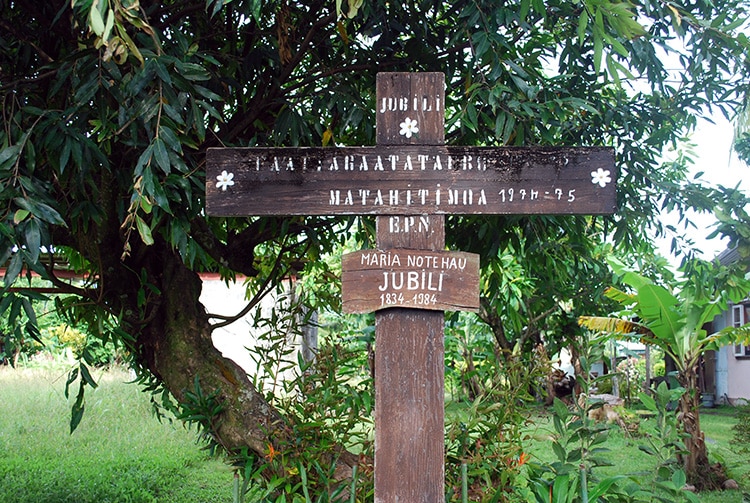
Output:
[{"xmin": 2, "ymin": 0, "xmax": 749, "ymax": 491}]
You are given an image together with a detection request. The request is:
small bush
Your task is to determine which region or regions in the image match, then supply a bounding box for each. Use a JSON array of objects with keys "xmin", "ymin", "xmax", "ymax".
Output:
[{"xmin": 732, "ymin": 403, "xmax": 750, "ymax": 450}]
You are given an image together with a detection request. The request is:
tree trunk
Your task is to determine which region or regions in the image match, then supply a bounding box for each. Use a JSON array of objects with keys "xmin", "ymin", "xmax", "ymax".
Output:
[
  {"xmin": 135, "ymin": 246, "xmax": 286, "ymax": 456},
  {"xmin": 677, "ymin": 363, "xmax": 724, "ymax": 490},
  {"xmin": 110, "ymin": 240, "xmax": 359, "ymax": 486}
]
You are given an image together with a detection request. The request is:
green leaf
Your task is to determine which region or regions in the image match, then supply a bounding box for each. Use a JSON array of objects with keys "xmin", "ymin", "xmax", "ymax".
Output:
[
  {"xmin": 24, "ymin": 218, "xmax": 41, "ymax": 263},
  {"xmin": 177, "ymin": 62, "xmax": 210, "ymax": 81},
  {"xmin": 520, "ymin": 0, "xmax": 531, "ymax": 22},
  {"xmin": 70, "ymin": 386, "xmax": 85, "ymax": 433},
  {"xmin": 465, "ymin": 103, "xmax": 478, "ymax": 132},
  {"xmin": 347, "ymin": 0, "xmax": 363, "ymax": 18},
  {"xmin": 552, "ymin": 473, "xmax": 570, "ymax": 503},
  {"xmin": 553, "ymin": 397, "xmax": 570, "ymax": 420},
  {"xmin": 3, "ymin": 253, "xmax": 23, "ymax": 286},
  {"xmin": 158, "ymin": 126, "xmax": 182, "ymax": 153},
  {"xmin": 0, "ymin": 144, "xmax": 22, "ymax": 168},
  {"xmin": 587, "ymin": 476, "xmax": 623, "ymax": 500},
  {"xmin": 638, "ymin": 392, "xmax": 657, "ymax": 412},
  {"xmin": 89, "ymin": 1, "xmax": 105, "ymax": 36},
  {"xmin": 154, "ymin": 59, "xmax": 173, "ymax": 86},
  {"xmin": 250, "ymin": 0, "xmax": 262, "ymax": 22},
  {"xmin": 638, "ymin": 444, "xmax": 656, "ymax": 456},
  {"xmin": 552, "ymin": 440, "xmax": 567, "ymax": 462},
  {"xmin": 20, "ymin": 296, "xmax": 37, "ymax": 326},
  {"xmin": 637, "ymin": 284, "xmax": 683, "ymax": 342},
  {"xmin": 79, "ymin": 363, "xmax": 99, "ymax": 388},
  {"xmin": 153, "ymin": 137, "xmax": 171, "ymax": 174},
  {"xmin": 135, "ymin": 215, "xmax": 155, "ymax": 246},
  {"xmin": 64, "ymin": 367, "xmax": 79, "ymax": 399},
  {"xmin": 13, "ymin": 209, "xmax": 30, "ymax": 224},
  {"xmin": 103, "ymin": 8, "xmax": 115, "ymax": 40},
  {"xmin": 577, "ymin": 9, "xmax": 588, "ymax": 45},
  {"xmin": 671, "ymin": 469, "xmax": 686, "ymax": 489},
  {"xmin": 593, "ymin": 35, "xmax": 603, "ymax": 74}
]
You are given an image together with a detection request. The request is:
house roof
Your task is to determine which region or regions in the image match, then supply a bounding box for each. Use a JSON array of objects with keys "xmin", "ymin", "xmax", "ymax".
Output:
[{"xmin": 717, "ymin": 246, "xmax": 742, "ymax": 266}]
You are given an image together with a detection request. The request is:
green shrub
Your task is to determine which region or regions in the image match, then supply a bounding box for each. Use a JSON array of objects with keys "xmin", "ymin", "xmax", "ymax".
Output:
[{"xmin": 732, "ymin": 403, "xmax": 750, "ymax": 450}]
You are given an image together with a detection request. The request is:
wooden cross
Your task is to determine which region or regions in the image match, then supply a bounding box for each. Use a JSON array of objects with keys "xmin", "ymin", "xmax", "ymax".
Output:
[{"xmin": 206, "ymin": 72, "xmax": 615, "ymax": 503}]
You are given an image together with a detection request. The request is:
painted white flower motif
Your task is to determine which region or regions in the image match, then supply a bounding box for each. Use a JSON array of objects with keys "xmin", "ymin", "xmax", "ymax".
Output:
[
  {"xmin": 590, "ymin": 168, "xmax": 612, "ymax": 188},
  {"xmin": 399, "ymin": 117, "xmax": 419, "ymax": 138},
  {"xmin": 216, "ymin": 170, "xmax": 235, "ymax": 191}
]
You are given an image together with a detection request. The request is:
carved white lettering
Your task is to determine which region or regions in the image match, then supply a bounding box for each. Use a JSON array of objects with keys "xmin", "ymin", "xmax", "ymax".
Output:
[
  {"xmin": 362, "ymin": 251, "xmax": 401, "ymax": 267},
  {"xmin": 379, "ymin": 271, "xmax": 445, "ymax": 292},
  {"xmin": 359, "ymin": 189, "xmax": 370, "ymax": 205},
  {"xmin": 379, "ymin": 94, "xmax": 443, "ymax": 114},
  {"xmin": 389, "ymin": 190, "xmax": 399, "ymax": 206},
  {"xmin": 448, "ymin": 189, "xmax": 459, "ymax": 205},
  {"xmin": 329, "ymin": 190, "xmax": 340, "ymax": 205},
  {"xmin": 250, "ymin": 154, "xmax": 492, "ymax": 173},
  {"xmin": 332, "ymin": 184, "xmax": 545, "ymax": 208},
  {"xmin": 407, "ymin": 271, "xmax": 419, "ymax": 290}
]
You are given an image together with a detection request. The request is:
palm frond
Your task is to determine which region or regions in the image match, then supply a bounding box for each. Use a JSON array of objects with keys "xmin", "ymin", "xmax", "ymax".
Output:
[
  {"xmin": 603, "ymin": 287, "xmax": 636, "ymax": 305},
  {"xmin": 577, "ymin": 316, "xmax": 650, "ymax": 336}
]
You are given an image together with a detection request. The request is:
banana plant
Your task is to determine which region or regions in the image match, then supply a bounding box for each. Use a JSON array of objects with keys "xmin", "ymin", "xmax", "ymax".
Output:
[{"xmin": 578, "ymin": 257, "xmax": 750, "ymax": 487}]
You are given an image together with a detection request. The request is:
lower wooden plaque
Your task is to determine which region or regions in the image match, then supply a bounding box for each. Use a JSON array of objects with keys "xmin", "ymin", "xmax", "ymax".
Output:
[{"xmin": 341, "ymin": 248, "xmax": 480, "ymax": 313}]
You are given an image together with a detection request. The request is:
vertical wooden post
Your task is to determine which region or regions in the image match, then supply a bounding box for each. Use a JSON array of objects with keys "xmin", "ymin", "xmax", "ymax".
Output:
[{"xmin": 374, "ymin": 72, "xmax": 446, "ymax": 503}]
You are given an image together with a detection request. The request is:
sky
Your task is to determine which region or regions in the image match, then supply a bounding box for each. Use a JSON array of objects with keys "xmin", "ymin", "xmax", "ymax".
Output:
[{"xmin": 655, "ymin": 114, "xmax": 749, "ymax": 263}]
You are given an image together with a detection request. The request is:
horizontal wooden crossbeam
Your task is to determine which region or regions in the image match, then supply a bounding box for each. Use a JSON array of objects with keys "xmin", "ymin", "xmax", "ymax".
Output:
[{"xmin": 206, "ymin": 145, "xmax": 616, "ymax": 216}]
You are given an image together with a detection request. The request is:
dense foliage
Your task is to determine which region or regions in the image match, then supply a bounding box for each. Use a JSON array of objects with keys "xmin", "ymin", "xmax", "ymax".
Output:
[
  {"xmin": 2, "ymin": 0, "xmax": 749, "ymax": 497},
  {"xmin": 580, "ymin": 257, "xmax": 750, "ymax": 487}
]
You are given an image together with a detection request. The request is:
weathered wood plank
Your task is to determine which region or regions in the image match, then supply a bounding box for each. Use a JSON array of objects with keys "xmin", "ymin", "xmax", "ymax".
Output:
[
  {"xmin": 376, "ymin": 72, "xmax": 445, "ymax": 146},
  {"xmin": 374, "ymin": 73, "xmax": 446, "ymax": 503},
  {"xmin": 205, "ymin": 146, "xmax": 616, "ymax": 216},
  {"xmin": 374, "ymin": 217, "xmax": 446, "ymax": 503},
  {"xmin": 341, "ymin": 248, "xmax": 480, "ymax": 313}
]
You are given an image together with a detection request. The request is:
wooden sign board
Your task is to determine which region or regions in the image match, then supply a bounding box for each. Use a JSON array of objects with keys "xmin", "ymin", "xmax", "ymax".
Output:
[
  {"xmin": 206, "ymin": 146, "xmax": 616, "ymax": 216},
  {"xmin": 341, "ymin": 248, "xmax": 480, "ymax": 313},
  {"xmin": 375, "ymin": 71, "xmax": 444, "ymax": 146}
]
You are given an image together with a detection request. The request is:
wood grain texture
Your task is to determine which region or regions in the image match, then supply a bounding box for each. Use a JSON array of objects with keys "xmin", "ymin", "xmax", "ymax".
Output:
[
  {"xmin": 374, "ymin": 72, "xmax": 446, "ymax": 503},
  {"xmin": 341, "ymin": 248, "xmax": 480, "ymax": 313},
  {"xmin": 206, "ymin": 146, "xmax": 616, "ymax": 216},
  {"xmin": 376, "ymin": 72, "xmax": 445, "ymax": 146}
]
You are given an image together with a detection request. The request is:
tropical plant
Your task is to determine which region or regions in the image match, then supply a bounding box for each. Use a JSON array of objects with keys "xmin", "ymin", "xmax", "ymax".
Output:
[
  {"xmin": 578, "ymin": 257, "xmax": 750, "ymax": 488},
  {"xmin": 525, "ymin": 332, "xmax": 638, "ymax": 503}
]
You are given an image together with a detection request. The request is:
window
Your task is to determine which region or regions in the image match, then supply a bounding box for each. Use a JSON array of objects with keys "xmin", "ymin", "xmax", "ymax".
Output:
[{"xmin": 732, "ymin": 304, "xmax": 750, "ymax": 357}]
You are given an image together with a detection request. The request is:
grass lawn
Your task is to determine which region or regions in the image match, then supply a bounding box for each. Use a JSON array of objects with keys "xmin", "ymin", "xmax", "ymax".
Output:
[
  {"xmin": 698, "ymin": 408, "xmax": 750, "ymax": 503},
  {"xmin": 2, "ymin": 364, "xmax": 749, "ymax": 502},
  {"xmin": 0, "ymin": 364, "xmax": 230, "ymax": 503}
]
